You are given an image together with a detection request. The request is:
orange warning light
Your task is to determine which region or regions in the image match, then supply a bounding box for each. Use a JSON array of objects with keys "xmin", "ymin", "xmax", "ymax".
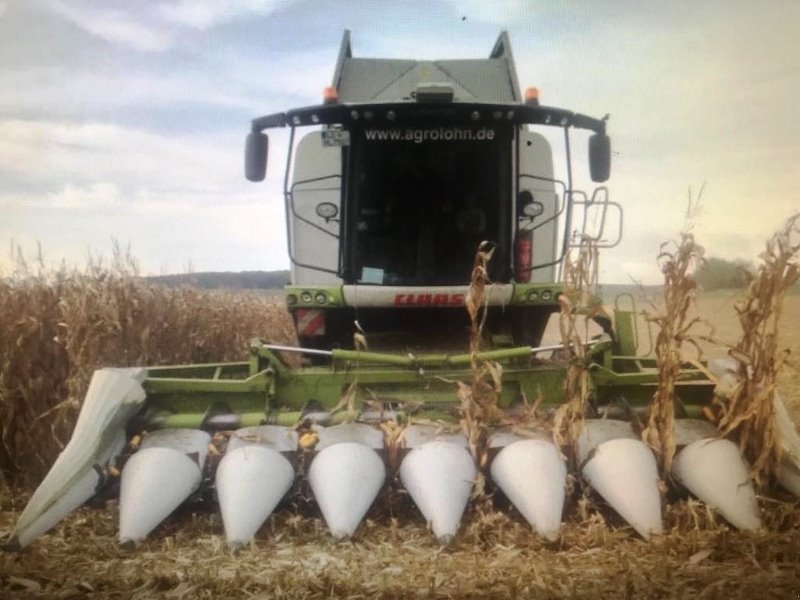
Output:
[
  {"xmin": 524, "ymin": 87, "xmax": 540, "ymax": 105},
  {"xmin": 323, "ymin": 86, "xmax": 338, "ymax": 104}
]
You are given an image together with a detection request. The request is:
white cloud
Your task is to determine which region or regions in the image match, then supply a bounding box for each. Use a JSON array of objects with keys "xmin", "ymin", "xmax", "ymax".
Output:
[
  {"xmin": 0, "ymin": 119, "xmax": 248, "ymax": 190},
  {"xmin": 41, "ymin": 0, "xmax": 301, "ymax": 52},
  {"xmin": 48, "ymin": 182, "xmax": 122, "ymax": 210},
  {"xmin": 0, "ymin": 66, "xmax": 265, "ymax": 115},
  {"xmin": 0, "ymin": 41, "xmax": 340, "ymax": 120},
  {"xmin": 46, "ymin": 1, "xmax": 172, "ymax": 52},
  {"xmin": 0, "ymin": 182, "xmax": 122, "ymax": 213},
  {"xmin": 224, "ymin": 48, "xmax": 339, "ymax": 102},
  {"xmin": 157, "ymin": 0, "xmax": 295, "ymax": 30},
  {"xmin": 0, "ymin": 116, "xmax": 290, "ymax": 275}
]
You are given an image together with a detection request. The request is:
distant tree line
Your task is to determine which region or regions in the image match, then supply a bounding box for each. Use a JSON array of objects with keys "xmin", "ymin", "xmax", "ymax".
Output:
[
  {"xmin": 146, "ymin": 270, "xmax": 291, "ymax": 290},
  {"xmin": 694, "ymin": 257, "xmax": 751, "ymax": 290}
]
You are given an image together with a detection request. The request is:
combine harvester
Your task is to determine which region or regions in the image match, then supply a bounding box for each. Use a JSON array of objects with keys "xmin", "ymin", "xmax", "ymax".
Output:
[{"xmin": 7, "ymin": 31, "xmax": 800, "ymax": 551}]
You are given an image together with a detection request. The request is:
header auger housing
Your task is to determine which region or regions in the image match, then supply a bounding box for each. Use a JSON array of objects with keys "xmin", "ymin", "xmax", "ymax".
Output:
[{"xmin": 6, "ymin": 31, "xmax": 800, "ymax": 552}]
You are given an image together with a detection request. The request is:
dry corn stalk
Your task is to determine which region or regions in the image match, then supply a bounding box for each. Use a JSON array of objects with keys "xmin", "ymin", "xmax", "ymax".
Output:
[
  {"xmin": 715, "ymin": 213, "xmax": 800, "ymax": 485},
  {"xmin": 553, "ymin": 237, "xmax": 599, "ymax": 464},
  {"xmin": 460, "ymin": 241, "xmax": 503, "ymax": 470},
  {"xmin": 642, "ymin": 232, "xmax": 706, "ymax": 475}
]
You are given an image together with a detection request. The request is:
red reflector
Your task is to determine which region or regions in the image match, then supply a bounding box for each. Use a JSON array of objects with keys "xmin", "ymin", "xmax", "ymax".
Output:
[{"xmin": 295, "ymin": 309, "xmax": 325, "ymax": 336}]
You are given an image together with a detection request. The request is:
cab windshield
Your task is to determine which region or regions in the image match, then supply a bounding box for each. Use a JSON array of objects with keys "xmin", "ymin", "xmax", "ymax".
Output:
[{"xmin": 349, "ymin": 125, "xmax": 511, "ymax": 285}]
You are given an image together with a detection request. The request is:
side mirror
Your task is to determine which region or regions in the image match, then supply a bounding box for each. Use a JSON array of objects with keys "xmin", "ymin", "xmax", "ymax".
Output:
[
  {"xmin": 245, "ymin": 132, "xmax": 269, "ymax": 182},
  {"xmin": 588, "ymin": 133, "xmax": 611, "ymax": 183}
]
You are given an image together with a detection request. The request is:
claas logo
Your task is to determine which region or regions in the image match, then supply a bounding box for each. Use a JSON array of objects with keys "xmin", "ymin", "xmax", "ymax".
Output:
[{"xmin": 394, "ymin": 293, "xmax": 464, "ymax": 307}]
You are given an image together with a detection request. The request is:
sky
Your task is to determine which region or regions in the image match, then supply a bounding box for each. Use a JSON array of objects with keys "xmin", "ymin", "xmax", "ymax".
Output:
[{"xmin": 1, "ymin": 0, "xmax": 798, "ymax": 283}]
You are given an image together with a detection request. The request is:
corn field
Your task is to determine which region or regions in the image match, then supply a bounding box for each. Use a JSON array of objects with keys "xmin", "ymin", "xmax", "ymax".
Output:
[{"xmin": 0, "ymin": 250, "xmax": 295, "ymax": 485}]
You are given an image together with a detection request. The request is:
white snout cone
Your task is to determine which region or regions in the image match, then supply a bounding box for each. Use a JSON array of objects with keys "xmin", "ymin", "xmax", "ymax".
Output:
[
  {"xmin": 12, "ymin": 432, "xmax": 127, "ymax": 549},
  {"xmin": 672, "ymin": 438, "xmax": 762, "ymax": 531},
  {"xmin": 118, "ymin": 429, "xmax": 210, "ymax": 544},
  {"xmin": 307, "ymin": 442, "xmax": 385, "ymax": 539},
  {"xmin": 216, "ymin": 446, "xmax": 295, "ymax": 548},
  {"xmin": 400, "ymin": 440, "xmax": 477, "ymax": 543},
  {"xmin": 581, "ymin": 438, "xmax": 663, "ymax": 540},
  {"xmin": 490, "ymin": 439, "xmax": 566, "ymax": 541}
]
